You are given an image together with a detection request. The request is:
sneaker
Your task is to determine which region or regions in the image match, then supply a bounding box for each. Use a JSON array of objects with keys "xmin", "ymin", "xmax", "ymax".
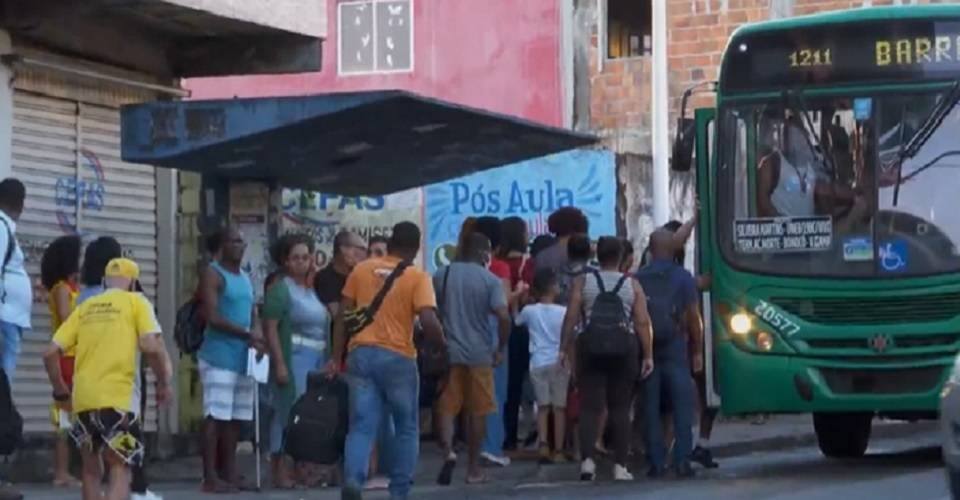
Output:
[
  {"xmin": 363, "ymin": 476, "xmax": 390, "ymax": 491},
  {"xmin": 132, "ymin": 491, "xmax": 164, "ymax": 500},
  {"xmin": 674, "ymin": 461, "xmax": 696, "ymax": 479},
  {"xmin": 480, "ymin": 452, "xmax": 511, "ymax": 467},
  {"xmin": 437, "ymin": 455, "xmax": 457, "ymax": 486},
  {"xmin": 579, "ymin": 458, "xmax": 596, "ymax": 481},
  {"xmin": 690, "ymin": 446, "xmax": 719, "ymax": 469},
  {"xmin": 613, "ymin": 464, "xmax": 634, "ymax": 481}
]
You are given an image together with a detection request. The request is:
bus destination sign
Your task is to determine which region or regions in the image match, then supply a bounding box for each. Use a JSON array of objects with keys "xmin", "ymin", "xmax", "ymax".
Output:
[
  {"xmin": 722, "ymin": 19, "xmax": 960, "ymax": 92},
  {"xmin": 734, "ymin": 216, "xmax": 833, "ymax": 254}
]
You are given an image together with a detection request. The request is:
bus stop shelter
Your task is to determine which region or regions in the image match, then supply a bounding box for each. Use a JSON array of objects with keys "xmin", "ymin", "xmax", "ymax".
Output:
[{"xmin": 120, "ymin": 90, "xmax": 596, "ymax": 195}]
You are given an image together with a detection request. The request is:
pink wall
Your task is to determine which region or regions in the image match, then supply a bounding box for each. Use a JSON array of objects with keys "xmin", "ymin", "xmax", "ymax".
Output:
[{"xmin": 187, "ymin": 0, "xmax": 563, "ymax": 126}]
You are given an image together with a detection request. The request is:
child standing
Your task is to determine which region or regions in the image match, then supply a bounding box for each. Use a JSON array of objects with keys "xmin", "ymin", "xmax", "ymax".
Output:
[{"xmin": 517, "ymin": 268, "xmax": 570, "ymax": 464}]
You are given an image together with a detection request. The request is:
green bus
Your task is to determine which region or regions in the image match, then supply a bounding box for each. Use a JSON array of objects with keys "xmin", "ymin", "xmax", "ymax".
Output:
[{"xmin": 673, "ymin": 5, "xmax": 960, "ymax": 458}]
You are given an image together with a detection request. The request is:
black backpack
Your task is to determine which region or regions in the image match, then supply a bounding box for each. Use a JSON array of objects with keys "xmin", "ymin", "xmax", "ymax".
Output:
[
  {"xmin": 635, "ymin": 266, "xmax": 684, "ymax": 347},
  {"xmin": 0, "ymin": 368, "xmax": 22, "ymax": 456},
  {"xmin": 580, "ymin": 270, "xmax": 632, "ymax": 358},
  {"xmin": 174, "ymin": 298, "xmax": 205, "ymax": 355},
  {"xmin": 283, "ymin": 373, "xmax": 349, "ymax": 465}
]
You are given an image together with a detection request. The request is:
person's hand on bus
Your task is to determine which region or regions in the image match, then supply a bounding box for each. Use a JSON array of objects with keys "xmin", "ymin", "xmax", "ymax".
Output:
[
  {"xmin": 692, "ymin": 351, "xmax": 704, "ymax": 374},
  {"xmin": 697, "ymin": 273, "xmax": 712, "ymax": 290},
  {"xmin": 640, "ymin": 357, "xmax": 655, "ymax": 379}
]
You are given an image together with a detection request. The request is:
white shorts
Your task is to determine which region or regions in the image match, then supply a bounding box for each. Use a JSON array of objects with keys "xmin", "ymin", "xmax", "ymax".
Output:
[{"xmin": 199, "ymin": 359, "xmax": 256, "ymax": 422}]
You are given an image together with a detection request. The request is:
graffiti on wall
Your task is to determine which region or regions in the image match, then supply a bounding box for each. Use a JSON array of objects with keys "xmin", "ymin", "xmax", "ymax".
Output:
[
  {"xmin": 282, "ymin": 189, "xmax": 422, "ymax": 268},
  {"xmin": 424, "ymin": 149, "xmax": 616, "ymax": 272},
  {"xmin": 54, "ymin": 149, "xmax": 106, "ymax": 235}
]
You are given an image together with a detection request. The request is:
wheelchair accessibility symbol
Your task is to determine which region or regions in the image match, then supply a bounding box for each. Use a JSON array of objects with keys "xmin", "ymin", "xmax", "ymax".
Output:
[{"xmin": 879, "ymin": 241, "xmax": 908, "ymax": 272}]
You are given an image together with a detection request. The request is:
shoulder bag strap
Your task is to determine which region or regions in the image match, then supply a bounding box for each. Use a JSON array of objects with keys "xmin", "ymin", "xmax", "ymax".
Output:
[
  {"xmin": 0, "ymin": 219, "xmax": 13, "ymax": 304},
  {"xmin": 611, "ymin": 273, "xmax": 630, "ymax": 295},
  {"xmin": 364, "ymin": 261, "xmax": 411, "ymax": 321},
  {"xmin": 589, "ymin": 268, "xmax": 606, "ymax": 293}
]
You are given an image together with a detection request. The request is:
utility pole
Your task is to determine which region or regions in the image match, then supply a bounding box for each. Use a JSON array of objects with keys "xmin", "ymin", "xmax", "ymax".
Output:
[{"xmin": 651, "ymin": 0, "xmax": 670, "ymax": 226}]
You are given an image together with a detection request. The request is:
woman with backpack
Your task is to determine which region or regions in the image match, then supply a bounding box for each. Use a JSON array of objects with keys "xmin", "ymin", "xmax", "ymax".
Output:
[
  {"xmin": 41, "ymin": 235, "xmax": 83, "ymax": 489},
  {"xmin": 559, "ymin": 237, "xmax": 654, "ymax": 482},
  {"xmin": 262, "ymin": 233, "xmax": 331, "ymax": 489}
]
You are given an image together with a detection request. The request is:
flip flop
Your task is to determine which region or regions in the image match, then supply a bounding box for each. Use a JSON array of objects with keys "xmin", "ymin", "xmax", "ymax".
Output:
[
  {"xmin": 437, "ymin": 458, "xmax": 457, "ymax": 486},
  {"xmin": 465, "ymin": 473, "xmax": 489, "ymax": 485},
  {"xmin": 52, "ymin": 478, "xmax": 81, "ymax": 488}
]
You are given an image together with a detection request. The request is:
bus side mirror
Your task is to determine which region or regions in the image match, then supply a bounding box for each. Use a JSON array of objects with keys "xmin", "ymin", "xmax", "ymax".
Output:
[{"xmin": 671, "ymin": 117, "xmax": 696, "ymax": 172}]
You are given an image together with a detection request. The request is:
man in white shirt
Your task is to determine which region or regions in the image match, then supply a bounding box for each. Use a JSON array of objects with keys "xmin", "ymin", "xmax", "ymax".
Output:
[
  {"xmin": 0, "ymin": 178, "xmax": 27, "ymax": 500},
  {"xmin": 0, "ymin": 178, "xmax": 29, "ymax": 384}
]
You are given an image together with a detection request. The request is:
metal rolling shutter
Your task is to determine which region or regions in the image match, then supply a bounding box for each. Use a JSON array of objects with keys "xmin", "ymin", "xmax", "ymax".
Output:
[{"xmin": 11, "ymin": 89, "xmax": 160, "ymax": 433}]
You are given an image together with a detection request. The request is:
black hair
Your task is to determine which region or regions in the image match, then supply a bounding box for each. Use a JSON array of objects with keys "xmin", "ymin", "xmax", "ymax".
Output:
[
  {"xmin": 567, "ymin": 233, "xmax": 591, "ymax": 263},
  {"xmin": 596, "ymin": 236, "xmax": 623, "ymax": 267},
  {"xmin": 205, "ymin": 227, "xmax": 232, "ymax": 255},
  {"xmin": 473, "ymin": 217, "xmax": 502, "ymax": 251},
  {"xmin": 388, "ymin": 221, "xmax": 421, "ymax": 254},
  {"xmin": 663, "ymin": 220, "xmax": 683, "ymax": 232},
  {"xmin": 369, "ymin": 235, "xmax": 389, "ymax": 247},
  {"xmin": 332, "ymin": 230, "xmax": 356, "ymax": 257},
  {"xmin": 530, "ymin": 235, "xmax": 556, "ymax": 258},
  {"xmin": 498, "ymin": 217, "xmax": 528, "ymax": 257},
  {"xmin": 41, "ymin": 235, "xmax": 82, "ymax": 290},
  {"xmin": 547, "ymin": 207, "xmax": 588, "ymax": 238},
  {"xmin": 640, "ymin": 222, "xmax": 686, "ymax": 267},
  {"xmin": 271, "ymin": 233, "xmax": 315, "ymax": 266},
  {"xmin": 0, "ymin": 178, "xmax": 26, "ymax": 211},
  {"xmin": 532, "ymin": 268, "xmax": 558, "ymax": 298},
  {"xmin": 459, "ymin": 232, "xmax": 491, "ymax": 262},
  {"xmin": 81, "ymin": 236, "xmax": 123, "ymax": 287}
]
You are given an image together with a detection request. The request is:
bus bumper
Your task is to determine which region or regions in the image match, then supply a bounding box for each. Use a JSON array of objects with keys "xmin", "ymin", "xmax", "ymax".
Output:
[{"xmin": 716, "ymin": 341, "xmax": 951, "ymax": 414}]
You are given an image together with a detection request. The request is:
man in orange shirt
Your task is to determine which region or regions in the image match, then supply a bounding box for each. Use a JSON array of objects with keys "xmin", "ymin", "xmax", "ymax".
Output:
[{"xmin": 330, "ymin": 222, "xmax": 444, "ymax": 500}]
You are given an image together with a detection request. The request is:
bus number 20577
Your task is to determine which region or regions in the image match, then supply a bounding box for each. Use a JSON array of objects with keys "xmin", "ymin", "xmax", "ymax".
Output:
[{"xmin": 754, "ymin": 300, "xmax": 801, "ymax": 336}]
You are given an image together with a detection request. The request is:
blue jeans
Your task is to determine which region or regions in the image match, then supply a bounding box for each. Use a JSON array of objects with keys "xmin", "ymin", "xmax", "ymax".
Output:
[
  {"xmin": 643, "ymin": 355, "xmax": 695, "ymax": 468},
  {"xmin": 269, "ymin": 345, "xmax": 326, "ymax": 454},
  {"xmin": 344, "ymin": 346, "xmax": 419, "ymax": 499},
  {"xmin": 0, "ymin": 321, "xmax": 22, "ymax": 383},
  {"xmin": 482, "ymin": 355, "xmax": 508, "ymax": 456}
]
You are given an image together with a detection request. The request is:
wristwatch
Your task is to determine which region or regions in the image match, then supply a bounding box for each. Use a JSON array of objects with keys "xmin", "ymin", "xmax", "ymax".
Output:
[{"xmin": 52, "ymin": 391, "xmax": 70, "ymax": 402}]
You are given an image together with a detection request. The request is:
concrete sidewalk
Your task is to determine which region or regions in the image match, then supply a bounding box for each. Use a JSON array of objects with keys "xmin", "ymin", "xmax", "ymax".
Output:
[{"xmin": 13, "ymin": 415, "xmax": 922, "ymax": 488}]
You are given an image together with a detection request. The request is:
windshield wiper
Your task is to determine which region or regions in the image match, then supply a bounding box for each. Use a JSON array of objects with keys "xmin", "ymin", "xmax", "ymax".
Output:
[
  {"xmin": 784, "ymin": 89, "xmax": 837, "ymax": 179},
  {"xmin": 893, "ymin": 81, "xmax": 960, "ymax": 206}
]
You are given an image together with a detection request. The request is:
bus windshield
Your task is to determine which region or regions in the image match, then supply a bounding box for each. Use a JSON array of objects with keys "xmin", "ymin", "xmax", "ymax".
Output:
[{"xmin": 717, "ymin": 90, "xmax": 960, "ymax": 278}]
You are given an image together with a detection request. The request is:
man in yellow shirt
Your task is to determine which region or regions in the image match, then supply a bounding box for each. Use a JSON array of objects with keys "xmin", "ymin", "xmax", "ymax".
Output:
[{"xmin": 42, "ymin": 258, "xmax": 173, "ymax": 500}]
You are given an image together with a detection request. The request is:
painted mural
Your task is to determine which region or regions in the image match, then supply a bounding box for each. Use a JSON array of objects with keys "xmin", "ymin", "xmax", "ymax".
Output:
[
  {"xmin": 281, "ymin": 188, "xmax": 423, "ymax": 269},
  {"xmin": 424, "ymin": 149, "xmax": 616, "ymax": 273}
]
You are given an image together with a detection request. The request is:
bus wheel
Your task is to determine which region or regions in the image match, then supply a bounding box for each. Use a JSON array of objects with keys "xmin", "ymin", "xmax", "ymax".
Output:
[{"xmin": 813, "ymin": 412, "xmax": 872, "ymax": 458}]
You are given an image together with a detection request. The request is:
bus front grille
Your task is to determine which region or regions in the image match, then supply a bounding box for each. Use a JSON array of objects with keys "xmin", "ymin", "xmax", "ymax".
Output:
[
  {"xmin": 805, "ymin": 333, "xmax": 960, "ymax": 351},
  {"xmin": 770, "ymin": 293, "xmax": 960, "ymax": 325},
  {"xmin": 819, "ymin": 367, "xmax": 944, "ymax": 395}
]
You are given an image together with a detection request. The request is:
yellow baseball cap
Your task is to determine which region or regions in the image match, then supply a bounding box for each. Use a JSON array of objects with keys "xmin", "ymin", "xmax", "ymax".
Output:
[{"xmin": 105, "ymin": 258, "xmax": 140, "ymax": 281}]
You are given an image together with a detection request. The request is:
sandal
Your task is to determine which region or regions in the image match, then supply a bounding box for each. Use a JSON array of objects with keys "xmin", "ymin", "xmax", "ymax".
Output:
[{"xmin": 465, "ymin": 473, "xmax": 489, "ymax": 485}]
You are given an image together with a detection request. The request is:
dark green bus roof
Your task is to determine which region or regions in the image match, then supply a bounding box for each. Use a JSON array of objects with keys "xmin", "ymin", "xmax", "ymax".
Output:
[
  {"xmin": 721, "ymin": 5, "xmax": 960, "ymax": 94},
  {"xmin": 733, "ymin": 4, "xmax": 960, "ymax": 38}
]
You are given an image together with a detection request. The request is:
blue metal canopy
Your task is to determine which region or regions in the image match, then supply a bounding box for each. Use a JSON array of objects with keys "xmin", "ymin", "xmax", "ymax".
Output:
[{"xmin": 121, "ymin": 90, "xmax": 596, "ymax": 195}]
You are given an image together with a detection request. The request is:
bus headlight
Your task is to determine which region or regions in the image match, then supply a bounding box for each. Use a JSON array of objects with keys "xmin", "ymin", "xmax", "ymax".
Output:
[
  {"xmin": 755, "ymin": 331, "xmax": 774, "ymax": 352},
  {"xmin": 730, "ymin": 312, "xmax": 753, "ymax": 335}
]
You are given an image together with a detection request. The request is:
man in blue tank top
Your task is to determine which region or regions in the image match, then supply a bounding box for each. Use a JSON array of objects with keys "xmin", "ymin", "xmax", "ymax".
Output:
[{"xmin": 196, "ymin": 227, "xmax": 260, "ymax": 493}]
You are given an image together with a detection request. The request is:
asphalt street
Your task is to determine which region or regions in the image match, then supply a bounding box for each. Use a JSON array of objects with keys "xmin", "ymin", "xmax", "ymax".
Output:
[{"xmin": 20, "ymin": 428, "xmax": 950, "ymax": 499}]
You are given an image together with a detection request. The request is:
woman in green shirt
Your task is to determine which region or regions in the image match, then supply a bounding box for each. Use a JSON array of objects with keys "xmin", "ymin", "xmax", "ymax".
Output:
[{"xmin": 263, "ymin": 234, "xmax": 331, "ymax": 488}]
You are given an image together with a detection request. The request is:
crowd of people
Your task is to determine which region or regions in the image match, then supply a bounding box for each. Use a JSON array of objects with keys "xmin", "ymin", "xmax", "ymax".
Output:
[{"xmin": 0, "ymin": 172, "xmax": 719, "ymax": 500}]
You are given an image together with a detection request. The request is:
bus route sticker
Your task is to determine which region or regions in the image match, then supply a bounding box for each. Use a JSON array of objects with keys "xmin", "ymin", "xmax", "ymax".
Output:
[{"xmin": 734, "ymin": 216, "xmax": 833, "ymax": 254}]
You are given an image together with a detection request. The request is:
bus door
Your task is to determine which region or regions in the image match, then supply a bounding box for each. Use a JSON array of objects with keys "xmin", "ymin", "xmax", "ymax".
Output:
[{"xmin": 693, "ymin": 107, "xmax": 721, "ymax": 409}]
